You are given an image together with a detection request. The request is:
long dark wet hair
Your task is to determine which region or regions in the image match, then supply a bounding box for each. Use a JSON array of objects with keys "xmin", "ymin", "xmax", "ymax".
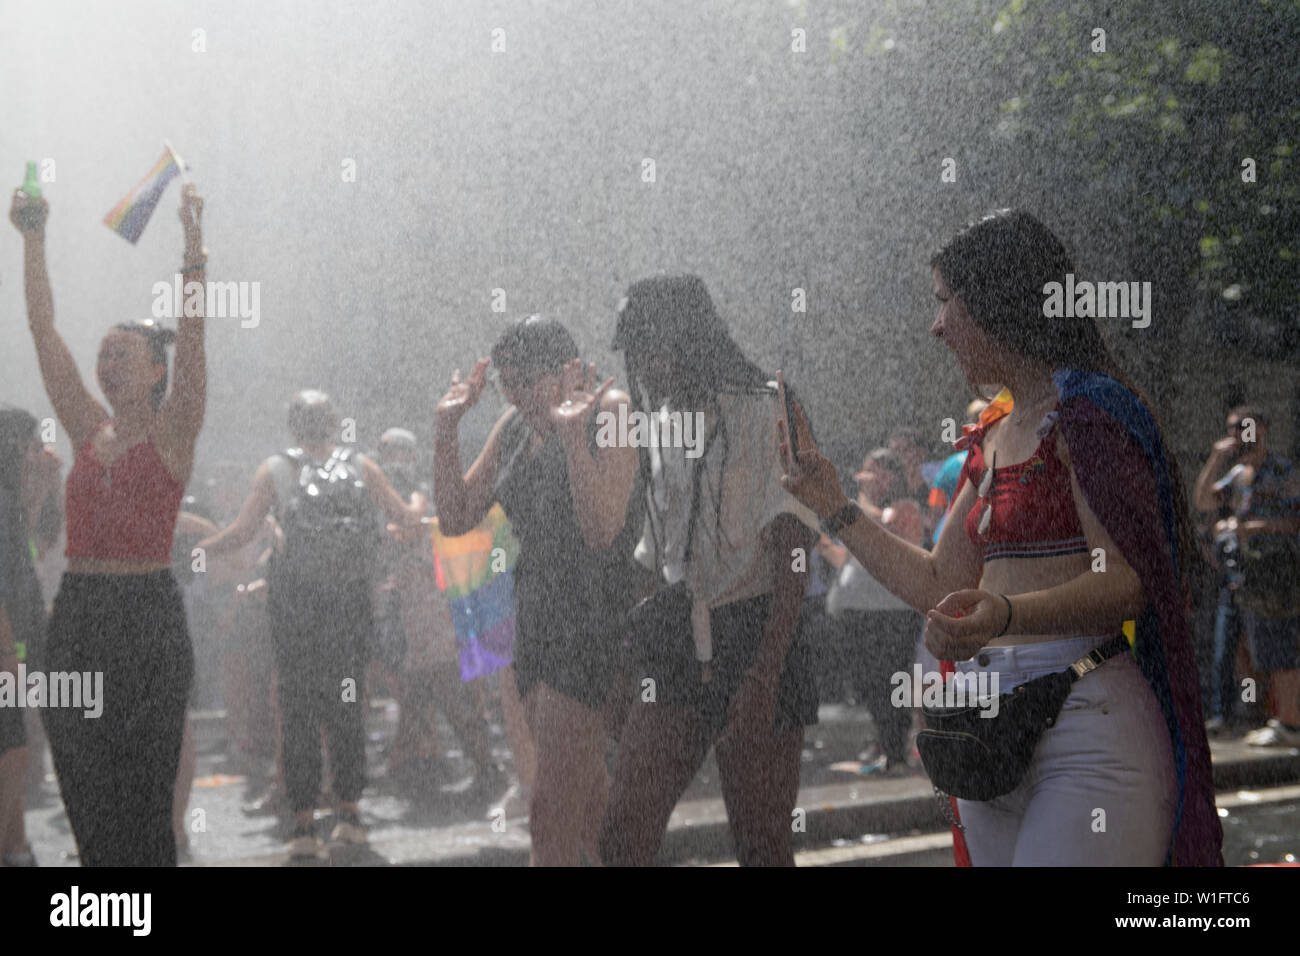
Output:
[
  {"xmin": 0, "ymin": 408, "xmax": 38, "ymax": 567},
  {"xmin": 612, "ymin": 274, "xmax": 800, "ymax": 560},
  {"xmin": 931, "ymin": 209, "xmax": 1198, "ymax": 589},
  {"xmin": 113, "ymin": 320, "xmax": 176, "ymax": 411}
]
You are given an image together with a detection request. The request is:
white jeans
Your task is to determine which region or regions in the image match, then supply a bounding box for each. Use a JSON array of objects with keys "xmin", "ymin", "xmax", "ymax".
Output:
[{"xmin": 954, "ymin": 637, "xmax": 1178, "ymax": 866}]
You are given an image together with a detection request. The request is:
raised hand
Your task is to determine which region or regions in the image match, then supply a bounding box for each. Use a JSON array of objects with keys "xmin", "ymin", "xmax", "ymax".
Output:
[
  {"xmin": 549, "ymin": 358, "xmax": 614, "ymax": 433},
  {"xmin": 9, "ymin": 189, "xmax": 48, "ymax": 235},
  {"xmin": 777, "ymin": 392, "xmax": 850, "ymax": 521},
  {"xmin": 436, "ymin": 358, "xmax": 490, "ymax": 427},
  {"xmin": 1212, "ymin": 435, "xmax": 1240, "ymax": 457},
  {"xmin": 179, "ymin": 184, "xmax": 204, "ymax": 259}
]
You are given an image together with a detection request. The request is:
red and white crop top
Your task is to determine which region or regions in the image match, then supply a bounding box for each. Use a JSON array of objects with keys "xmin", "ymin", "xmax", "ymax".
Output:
[
  {"xmin": 961, "ymin": 408, "xmax": 1088, "ymax": 562},
  {"xmin": 65, "ymin": 422, "xmax": 184, "ymax": 562}
]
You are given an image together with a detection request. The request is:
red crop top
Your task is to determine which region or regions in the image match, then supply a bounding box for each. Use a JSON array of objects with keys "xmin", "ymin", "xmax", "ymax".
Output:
[
  {"xmin": 65, "ymin": 422, "xmax": 184, "ymax": 562},
  {"xmin": 961, "ymin": 409, "xmax": 1089, "ymax": 562}
]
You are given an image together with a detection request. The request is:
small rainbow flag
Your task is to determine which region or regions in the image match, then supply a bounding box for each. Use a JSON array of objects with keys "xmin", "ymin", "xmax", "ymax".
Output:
[
  {"xmin": 103, "ymin": 147, "xmax": 182, "ymax": 244},
  {"xmin": 431, "ymin": 503, "xmax": 521, "ymax": 681}
]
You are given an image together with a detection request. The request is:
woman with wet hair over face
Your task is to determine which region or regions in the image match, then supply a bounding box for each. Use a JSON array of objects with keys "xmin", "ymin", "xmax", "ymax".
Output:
[
  {"xmin": 10, "ymin": 184, "xmax": 207, "ymax": 866},
  {"xmin": 781, "ymin": 209, "xmax": 1221, "ymax": 866},
  {"xmin": 598, "ymin": 275, "xmax": 821, "ymax": 867},
  {"xmin": 434, "ymin": 315, "xmax": 641, "ymax": 866}
]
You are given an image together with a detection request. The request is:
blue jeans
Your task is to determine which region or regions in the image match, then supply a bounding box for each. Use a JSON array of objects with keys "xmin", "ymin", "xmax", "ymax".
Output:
[
  {"xmin": 1211, "ymin": 590, "xmax": 1239, "ymax": 721},
  {"xmin": 953, "ymin": 637, "xmax": 1177, "ymax": 866}
]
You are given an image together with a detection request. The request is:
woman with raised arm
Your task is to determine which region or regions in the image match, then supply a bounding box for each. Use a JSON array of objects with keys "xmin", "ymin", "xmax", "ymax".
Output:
[
  {"xmin": 10, "ymin": 183, "xmax": 206, "ymax": 866},
  {"xmin": 434, "ymin": 315, "xmax": 641, "ymax": 866},
  {"xmin": 779, "ymin": 210, "xmax": 1220, "ymax": 866}
]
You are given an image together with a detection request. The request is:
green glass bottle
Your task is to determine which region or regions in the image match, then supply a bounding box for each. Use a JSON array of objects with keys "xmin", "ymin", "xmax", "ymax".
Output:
[
  {"xmin": 21, "ymin": 161, "xmax": 41, "ymax": 198},
  {"xmin": 16, "ymin": 161, "xmax": 43, "ymax": 231}
]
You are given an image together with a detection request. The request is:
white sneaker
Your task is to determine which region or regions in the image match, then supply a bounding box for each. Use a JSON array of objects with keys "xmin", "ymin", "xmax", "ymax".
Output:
[
  {"xmin": 1244, "ymin": 719, "xmax": 1300, "ymax": 747},
  {"xmin": 329, "ymin": 813, "xmax": 367, "ymax": 845}
]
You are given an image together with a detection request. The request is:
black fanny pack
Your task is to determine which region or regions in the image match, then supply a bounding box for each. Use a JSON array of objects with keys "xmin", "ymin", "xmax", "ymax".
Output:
[{"xmin": 916, "ymin": 635, "xmax": 1132, "ymax": 804}]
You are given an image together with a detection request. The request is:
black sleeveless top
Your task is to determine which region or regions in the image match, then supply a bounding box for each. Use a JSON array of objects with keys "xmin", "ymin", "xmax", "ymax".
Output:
[{"xmin": 493, "ymin": 410, "xmax": 642, "ymax": 649}]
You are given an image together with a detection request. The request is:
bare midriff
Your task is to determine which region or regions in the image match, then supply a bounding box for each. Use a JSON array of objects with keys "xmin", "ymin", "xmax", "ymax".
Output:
[{"xmin": 979, "ymin": 550, "xmax": 1100, "ymax": 647}]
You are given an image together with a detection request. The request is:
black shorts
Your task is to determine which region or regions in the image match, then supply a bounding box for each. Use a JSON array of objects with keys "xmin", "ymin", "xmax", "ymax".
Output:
[
  {"xmin": 512, "ymin": 617, "xmax": 620, "ymax": 712},
  {"xmin": 632, "ymin": 593, "xmax": 819, "ymax": 735},
  {"xmin": 1243, "ymin": 608, "xmax": 1300, "ymax": 672},
  {"xmin": 0, "ymin": 696, "xmax": 25, "ymax": 754}
]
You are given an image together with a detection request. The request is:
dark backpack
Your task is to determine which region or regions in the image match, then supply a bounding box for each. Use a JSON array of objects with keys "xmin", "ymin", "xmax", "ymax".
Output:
[{"xmin": 271, "ymin": 446, "xmax": 380, "ymax": 587}]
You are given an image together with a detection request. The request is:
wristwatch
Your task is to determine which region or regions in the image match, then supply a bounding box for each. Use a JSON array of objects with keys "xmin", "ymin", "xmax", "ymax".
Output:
[{"xmin": 822, "ymin": 501, "xmax": 864, "ymax": 537}]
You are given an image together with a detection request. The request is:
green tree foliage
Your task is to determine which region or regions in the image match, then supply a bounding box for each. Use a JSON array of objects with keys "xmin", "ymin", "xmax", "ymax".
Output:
[{"xmin": 831, "ymin": 0, "xmax": 1299, "ymax": 355}]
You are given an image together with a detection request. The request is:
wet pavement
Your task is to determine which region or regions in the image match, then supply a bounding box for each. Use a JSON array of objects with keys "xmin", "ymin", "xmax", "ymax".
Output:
[{"xmin": 19, "ymin": 701, "xmax": 1300, "ymax": 867}]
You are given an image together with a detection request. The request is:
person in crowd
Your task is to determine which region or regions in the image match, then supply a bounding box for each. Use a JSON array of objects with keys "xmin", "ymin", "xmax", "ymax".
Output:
[
  {"xmin": 1193, "ymin": 405, "xmax": 1300, "ymax": 745},
  {"xmin": 0, "ymin": 409, "xmax": 62, "ymax": 867},
  {"xmin": 822, "ymin": 448, "xmax": 924, "ymax": 775},
  {"xmin": 430, "ymin": 503, "xmax": 536, "ymax": 821},
  {"xmin": 597, "ymin": 275, "xmax": 820, "ymax": 867},
  {"xmin": 168, "ymin": 503, "xmax": 229, "ymax": 861},
  {"xmin": 228, "ymin": 519, "xmax": 285, "ymax": 814},
  {"xmin": 434, "ymin": 315, "xmax": 640, "ymax": 866},
  {"xmin": 374, "ymin": 428, "xmax": 506, "ymax": 804},
  {"xmin": 798, "ymin": 530, "xmax": 838, "ymax": 705},
  {"xmin": 209, "ymin": 509, "xmax": 280, "ymax": 770},
  {"xmin": 370, "ymin": 430, "xmax": 440, "ymax": 782},
  {"xmin": 20, "ymin": 431, "xmax": 63, "ymax": 826},
  {"xmin": 198, "ymin": 390, "xmax": 425, "ymax": 859},
  {"xmin": 889, "ymin": 427, "xmax": 937, "ymax": 546},
  {"xmin": 12, "ymin": 184, "xmax": 207, "ymax": 866},
  {"xmin": 779, "ymin": 209, "xmax": 1221, "ymax": 866}
]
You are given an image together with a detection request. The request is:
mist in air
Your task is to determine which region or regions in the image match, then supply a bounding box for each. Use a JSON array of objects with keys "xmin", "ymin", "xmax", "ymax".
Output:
[{"xmin": 3, "ymin": 0, "xmax": 1298, "ymax": 490}]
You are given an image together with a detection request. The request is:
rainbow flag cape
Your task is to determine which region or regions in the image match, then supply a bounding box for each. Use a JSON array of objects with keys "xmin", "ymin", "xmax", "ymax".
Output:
[
  {"xmin": 431, "ymin": 504, "xmax": 520, "ymax": 681},
  {"xmin": 1054, "ymin": 368, "xmax": 1221, "ymax": 865},
  {"xmin": 103, "ymin": 147, "xmax": 182, "ymax": 244}
]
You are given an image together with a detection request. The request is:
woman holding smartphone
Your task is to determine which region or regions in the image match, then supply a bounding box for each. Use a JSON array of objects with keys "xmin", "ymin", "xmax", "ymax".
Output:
[{"xmin": 778, "ymin": 210, "xmax": 1220, "ymax": 866}]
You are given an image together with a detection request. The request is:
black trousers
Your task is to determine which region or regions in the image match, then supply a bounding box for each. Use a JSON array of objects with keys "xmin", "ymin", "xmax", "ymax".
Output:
[
  {"xmin": 42, "ymin": 571, "xmax": 193, "ymax": 867},
  {"xmin": 269, "ymin": 577, "xmax": 372, "ymax": 813},
  {"xmin": 837, "ymin": 608, "xmax": 921, "ymax": 765}
]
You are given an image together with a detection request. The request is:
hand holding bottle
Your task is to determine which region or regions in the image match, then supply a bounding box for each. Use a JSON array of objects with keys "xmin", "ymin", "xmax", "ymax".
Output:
[{"xmin": 10, "ymin": 163, "xmax": 47, "ymax": 235}]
